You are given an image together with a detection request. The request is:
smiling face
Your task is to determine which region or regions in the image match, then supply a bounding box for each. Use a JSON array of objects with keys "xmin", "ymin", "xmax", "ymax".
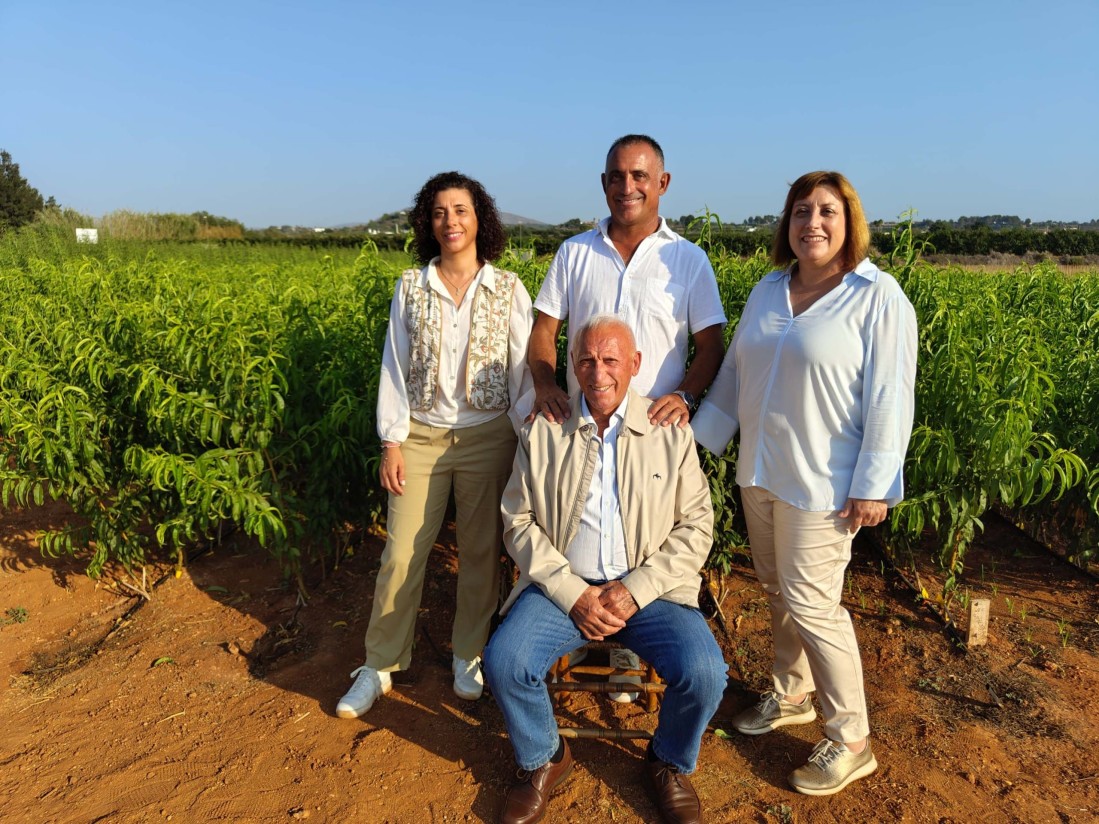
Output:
[
  {"xmin": 431, "ymin": 188, "xmax": 479, "ymax": 260},
  {"xmin": 572, "ymin": 322, "xmax": 641, "ymax": 426},
  {"xmin": 601, "ymin": 142, "xmax": 669, "ymax": 233},
  {"xmin": 788, "ymin": 185, "xmax": 848, "ymax": 277}
]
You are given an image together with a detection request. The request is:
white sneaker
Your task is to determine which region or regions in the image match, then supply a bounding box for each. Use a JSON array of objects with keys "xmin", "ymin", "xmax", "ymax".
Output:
[
  {"xmin": 452, "ymin": 655, "xmax": 484, "ymax": 701},
  {"xmin": 608, "ymin": 647, "xmax": 641, "ymax": 704},
  {"xmin": 336, "ymin": 665, "xmax": 392, "ymax": 718}
]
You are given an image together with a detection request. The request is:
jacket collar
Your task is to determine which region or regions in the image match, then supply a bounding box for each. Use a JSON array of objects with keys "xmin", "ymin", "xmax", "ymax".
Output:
[{"xmin": 563, "ymin": 388, "xmax": 650, "ymax": 437}]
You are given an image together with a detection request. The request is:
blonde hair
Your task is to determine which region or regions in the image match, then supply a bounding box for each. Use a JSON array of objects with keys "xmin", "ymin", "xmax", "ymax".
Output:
[{"xmin": 772, "ymin": 171, "xmax": 870, "ymax": 272}]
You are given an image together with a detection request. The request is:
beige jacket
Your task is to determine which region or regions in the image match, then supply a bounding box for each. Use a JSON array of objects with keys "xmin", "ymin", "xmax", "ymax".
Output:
[{"xmin": 500, "ymin": 389, "xmax": 714, "ymax": 616}]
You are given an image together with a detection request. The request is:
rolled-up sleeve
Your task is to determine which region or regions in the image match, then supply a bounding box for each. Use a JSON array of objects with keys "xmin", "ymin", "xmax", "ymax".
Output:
[
  {"xmin": 532, "ymin": 245, "xmax": 569, "ymax": 321},
  {"xmin": 688, "ymin": 256, "xmax": 728, "ymax": 334},
  {"xmin": 376, "ymin": 278, "xmax": 412, "ymax": 444},
  {"xmin": 507, "ymin": 280, "xmax": 535, "ymax": 432},
  {"xmin": 848, "ymin": 294, "xmax": 918, "ymax": 505}
]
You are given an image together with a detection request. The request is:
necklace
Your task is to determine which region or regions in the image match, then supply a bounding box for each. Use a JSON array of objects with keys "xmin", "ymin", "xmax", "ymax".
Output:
[{"xmin": 437, "ymin": 266, "xmax": 478, "ymax": 302}]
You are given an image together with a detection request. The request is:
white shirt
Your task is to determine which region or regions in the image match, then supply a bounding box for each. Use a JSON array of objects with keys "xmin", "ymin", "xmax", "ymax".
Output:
[
  {"xmin": 567, "ymin": 394, "xmax": 629, "ymax": 582},
  {"xmin": 534, "ymin": 217, "xmax": 727, "ymax": 398},
  {"xmin": 692, "ymin": 259, "xmax": 918, "ymax": 511},
  {"xmin": 376, "ymin": 260, "xmax": 534, "ymax": 443}
]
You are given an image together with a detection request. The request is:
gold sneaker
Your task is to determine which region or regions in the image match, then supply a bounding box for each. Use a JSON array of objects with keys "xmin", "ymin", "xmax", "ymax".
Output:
[
  {"xmin": 731, "ymin": 690, "xmax": 816, "ymax": 735},
  {"xmin": 789, "ymin": 739, "xmax": 878, "ymax": 796}
]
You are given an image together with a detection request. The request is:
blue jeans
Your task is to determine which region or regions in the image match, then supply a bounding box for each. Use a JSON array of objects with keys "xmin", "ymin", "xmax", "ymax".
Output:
[{"xmin": 484, "ymin": 585, "xmax": 727, "ymax": 773}]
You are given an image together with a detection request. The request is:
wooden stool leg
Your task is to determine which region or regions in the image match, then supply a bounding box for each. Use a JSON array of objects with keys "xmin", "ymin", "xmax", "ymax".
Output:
[
  {"xmin": 645, "ymin": 661, "xmax": 661, "ymax": 713},
  {"xmin": 548, "ymin": 655, "xmax": 569, "ymax": 706}
]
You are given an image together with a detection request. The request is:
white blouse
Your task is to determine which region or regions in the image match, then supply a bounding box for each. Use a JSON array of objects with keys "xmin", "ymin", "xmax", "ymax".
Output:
[{"xmin": 692, "ymin": 259, "xmax": 918, "ymax": 511}]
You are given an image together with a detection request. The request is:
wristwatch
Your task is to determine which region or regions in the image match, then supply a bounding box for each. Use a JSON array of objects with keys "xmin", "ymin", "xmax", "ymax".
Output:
[{"xmin": 673, "ymin": 389, "xmax": 698, "ymax": 411}]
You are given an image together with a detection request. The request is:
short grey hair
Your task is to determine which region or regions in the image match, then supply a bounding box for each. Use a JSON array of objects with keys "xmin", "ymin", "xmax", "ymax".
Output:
[
  {"xmin": 606, "ymin": 134, "xmax": 665, "ymax": 168},
  {"xmin": 574, "ymin": 314, "xmax": 637, "ymax": 352}
]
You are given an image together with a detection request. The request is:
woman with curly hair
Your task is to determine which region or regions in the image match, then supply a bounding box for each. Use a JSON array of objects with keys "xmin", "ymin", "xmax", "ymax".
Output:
[{"xmin": 337, "ymin": 171, "xmax": 533, "ymax": 717}]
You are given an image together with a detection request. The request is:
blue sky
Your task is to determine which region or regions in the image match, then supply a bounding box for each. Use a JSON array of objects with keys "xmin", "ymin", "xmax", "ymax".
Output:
[{"xmin": 4, "ymin": 1, "xmax": 1097, "ymax": 228}]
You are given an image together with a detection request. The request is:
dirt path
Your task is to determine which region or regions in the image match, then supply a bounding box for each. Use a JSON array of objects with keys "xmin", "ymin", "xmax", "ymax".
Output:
[{"xmin": 1, "ymin": 508, "xmax": 1096, "ymax": 823}]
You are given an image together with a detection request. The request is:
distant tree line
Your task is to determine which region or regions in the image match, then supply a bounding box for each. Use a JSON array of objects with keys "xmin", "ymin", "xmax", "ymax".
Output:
[
  {"xmin": 235, "ymin": 224, "xmax": 1099, "ymax": 259},
  {"xmin": 874, "ymin": 224, "xmax": 1099, "ymax": 257},
  {"xmin": 5, "ymin": 146, "xmax": 1096, "ymax": 257}
]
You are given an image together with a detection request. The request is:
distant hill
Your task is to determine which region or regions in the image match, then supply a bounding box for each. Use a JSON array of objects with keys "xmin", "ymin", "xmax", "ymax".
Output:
[
  {"xmin": 500, "ymin": 211, "xmax": 549, "ymax": 227},
  {"xmin": 332, "ymin": 210, "xmax": 550, "ymax": 232}
]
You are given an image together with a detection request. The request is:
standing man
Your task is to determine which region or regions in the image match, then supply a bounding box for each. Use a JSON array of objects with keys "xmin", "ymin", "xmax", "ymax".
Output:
[
  {"xmin": 486, "ymin": 316, "xmax": 727, "ymax": 824},
  {"xmin": 528, "ymin": 134, "xmax": 727, "ymax": 429}
]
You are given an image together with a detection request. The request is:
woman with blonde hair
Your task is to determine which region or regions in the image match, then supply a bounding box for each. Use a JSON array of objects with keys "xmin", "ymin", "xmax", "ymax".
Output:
[{"xmin": 693, "ymin": 171, "xmax": 918, "ymax": 795}]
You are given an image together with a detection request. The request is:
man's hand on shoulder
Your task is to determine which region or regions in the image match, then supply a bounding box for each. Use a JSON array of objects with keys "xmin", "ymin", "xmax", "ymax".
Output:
[
  {"xmin": 569, "ymin": 585, "xmax": 627, "ymax": 641},
  {"xmin": 528, "ymin": 381, "xmax": 571, "ymax": 424},
  {"xmin": 647, "ymin": 393, "xmax": 690, "ymax": 428},
  {"xmin": 597, "ymin": 581, "xmax": 639, "ymax": 622},
  {"xmin": 527, "ymin": 312, "xmax": 570, "ymax": 423}
]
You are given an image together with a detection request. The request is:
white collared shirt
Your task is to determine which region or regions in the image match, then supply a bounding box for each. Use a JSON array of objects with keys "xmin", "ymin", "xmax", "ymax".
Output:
[
  {"xmin": 376, "ymin": 259, "xmax": 534, "ymax": 442},
  {"xmin": 567, "ymin": 394, "xmax": 629, "ymax": 582},
  {"xmin": 692, "ymin": 259, "xmax": 918, "ymax": 511},
  {"xmin": 534, "ymin": 217, "xmax": 727, "ymax": 398}
]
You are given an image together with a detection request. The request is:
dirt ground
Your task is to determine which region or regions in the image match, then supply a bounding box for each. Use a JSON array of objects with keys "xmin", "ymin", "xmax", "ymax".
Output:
[{"xmin": 1, "ymin": 503, "xmax": 1096, "ymax": 824}]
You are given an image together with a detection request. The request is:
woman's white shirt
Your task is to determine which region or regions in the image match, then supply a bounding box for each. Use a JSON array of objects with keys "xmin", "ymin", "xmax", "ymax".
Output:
[
  {"xmin": 376, "ymin": 259, "xmax": 534, "ymax": 443},
  {"xmin": 692, "ymin": 258, "xmax": 918, "ymax": 511}
]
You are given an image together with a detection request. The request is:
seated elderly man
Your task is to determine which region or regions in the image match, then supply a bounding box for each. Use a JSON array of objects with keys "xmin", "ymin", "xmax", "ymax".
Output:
[{"xmin": 485, "ymin": 315, "xmax": 727, "ymax": 824}]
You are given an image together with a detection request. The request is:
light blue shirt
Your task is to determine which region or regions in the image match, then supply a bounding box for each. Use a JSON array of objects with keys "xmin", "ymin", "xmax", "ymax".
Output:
[
  {"xmin": 568, "ymin": 394, "xmax": 629, "ymax": 581},
  {"xmin": 692, "ymin": 259, "xmax": 918, "ymax": 511}
]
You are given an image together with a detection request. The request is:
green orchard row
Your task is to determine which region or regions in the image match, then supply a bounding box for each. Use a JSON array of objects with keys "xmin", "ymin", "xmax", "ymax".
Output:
[{"xmin": 0, "ymin": 232, "xmax": 1095, "ymax": 606}]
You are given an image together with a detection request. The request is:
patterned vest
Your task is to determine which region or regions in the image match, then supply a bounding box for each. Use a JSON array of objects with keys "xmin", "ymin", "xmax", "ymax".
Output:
[{"xmin": 403, "ymin": 266, "xmax": 518, "ymax": 412}]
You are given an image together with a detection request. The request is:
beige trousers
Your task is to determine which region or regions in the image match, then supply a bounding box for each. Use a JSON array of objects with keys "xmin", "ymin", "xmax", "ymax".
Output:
[
  {"xmin": 740, "ymin": 485, "xmax": 870, "ymax": 742},
  {"xmin": 365, "ymin": 414, "xmax": 516, "ymax": 671}
]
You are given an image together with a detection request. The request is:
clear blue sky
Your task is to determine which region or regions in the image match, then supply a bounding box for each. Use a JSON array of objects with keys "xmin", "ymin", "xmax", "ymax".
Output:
[{"xmin": 4, "ymin": 1, "xmax": 1097, "ymax": 228}]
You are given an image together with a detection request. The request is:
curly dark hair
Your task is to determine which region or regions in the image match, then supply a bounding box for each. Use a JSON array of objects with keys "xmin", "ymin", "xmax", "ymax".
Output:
[{"xmin": 408, "ymin": 171, "xmax": 507, "ymax": 265}]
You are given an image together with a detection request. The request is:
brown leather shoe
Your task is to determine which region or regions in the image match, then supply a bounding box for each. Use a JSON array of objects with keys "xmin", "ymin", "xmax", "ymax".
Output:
[
  {"xmin": 499, "ymin": 739, "xmax": 574, "ymax": 824},
  {"xmin": 646, "ymin": 757, "xmax": 703, "ymax": 824}
]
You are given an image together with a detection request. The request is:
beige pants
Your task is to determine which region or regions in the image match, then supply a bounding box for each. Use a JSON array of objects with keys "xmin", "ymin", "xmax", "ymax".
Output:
[
  {"xmin": 365, "ymin": 414, "xmax": 516, "ymax": 671},
  {"xmin": 740, "ymin": 485, "xmax": 870, "ymax": 742}
]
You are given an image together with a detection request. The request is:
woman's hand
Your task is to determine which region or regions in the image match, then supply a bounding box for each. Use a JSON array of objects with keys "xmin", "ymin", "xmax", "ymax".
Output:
[
  {"xmin": 379, "ymin": 444, "xmax": 406, "ymax": 496},
  {"xmin": 838, "ymin": 498, "xmax": 887, "ymax": 531}
]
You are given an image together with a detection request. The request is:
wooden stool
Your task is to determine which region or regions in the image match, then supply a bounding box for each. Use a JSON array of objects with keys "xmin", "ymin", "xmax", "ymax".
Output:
[{"xmin": 546, "ymin": 642, "xmax": 664, "ymax": 740}]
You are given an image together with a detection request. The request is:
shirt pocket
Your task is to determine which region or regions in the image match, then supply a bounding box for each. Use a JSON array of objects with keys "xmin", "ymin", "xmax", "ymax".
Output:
[{"xmin": 641, "ymin": 279, "xmax": 686, "ymax": 320}]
